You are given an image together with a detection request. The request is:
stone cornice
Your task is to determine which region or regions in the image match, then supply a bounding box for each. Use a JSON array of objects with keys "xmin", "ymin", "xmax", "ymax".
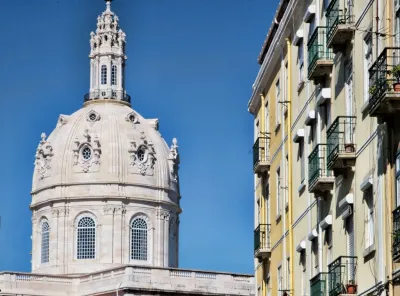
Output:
[
  {"xmin": 30, "ymin": 196, "xmax": 182, "ymax": 213},
  {"xmin": 247, "ymin": 0, "xmax": 298, "ymax": 115},
  {"xmin": 31, "ymin": 181, "xmax": 174, "ymax": 196}
]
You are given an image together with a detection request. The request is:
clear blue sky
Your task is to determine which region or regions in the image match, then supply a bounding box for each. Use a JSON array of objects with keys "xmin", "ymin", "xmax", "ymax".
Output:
[{"xmin": 0, "ymin": 0, "xmax": 277, "ymax": 274}]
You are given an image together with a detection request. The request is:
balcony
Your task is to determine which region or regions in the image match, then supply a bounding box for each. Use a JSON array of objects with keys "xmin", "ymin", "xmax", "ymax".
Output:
[
  {"xmin": 307, "ymin": 27, "xmax": 333, "ymax": 81},
  {"xmin": 84, "ymin": 89, "xmax": 131, "ymax": 104},
  {"xmin": 310, "ymin": 272, "xmax": 329, "ymax": 296},
  {"xmin": 368, "ymin": 47, "xmax": 400, "ymax": 116},
  {"xmin": 308, "ymin": 144, "xmax": 335, "ymax": 193},
  {"xmin": 327, "ymin": 116, "xmax": 356, "ymax": 173},
  {"xmin": 393, "ymin": 206, "xmax": 400, "ymax": 262},
  {"xmin": 328, "ymin": 256, "xmax": 358, "ymax": 296},
  {"xmin": 325, "ymin": 0, "xmax": 355, "ymax": 52},
  {"xmin": 253, "ymin": 136, "xmax": 270, "ymax": 174},
  {"xmin": 254, "ymin": 224, "xmax": 271, "ymax": 260}
]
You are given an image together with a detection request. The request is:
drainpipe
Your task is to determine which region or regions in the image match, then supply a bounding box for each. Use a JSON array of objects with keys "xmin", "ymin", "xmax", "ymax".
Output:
[
  {"xmin": 286, "ymin": 37, "xmax": 294, "ymax": 295},
  {"xmin": 260, "ymin": 93, "xmax": 267, "ymax": 296},
  {"xmin": 277, "ymin": 42, "xmax": 287, "ymax": 293}
]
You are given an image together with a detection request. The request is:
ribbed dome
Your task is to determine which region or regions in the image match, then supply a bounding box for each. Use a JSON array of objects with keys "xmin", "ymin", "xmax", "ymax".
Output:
[{"xmin": 31, "ymin": 100, "xmax": 180, "ymax": 207}]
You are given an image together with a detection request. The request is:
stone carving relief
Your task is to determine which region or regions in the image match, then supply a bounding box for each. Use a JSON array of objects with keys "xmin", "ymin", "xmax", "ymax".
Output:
[
  {"xmin": 103, "ymin": 204, "xmax": 126, "ymax": 215},
  {"xmin": 168, "ymin": 138, "xmax": 180, "ymax": 183},
  {"xmin": 86, "ymin": 110, "xmax": 101, "ymax": 124},
  {"xmin": 157, "ymin": 208, "xmax": 170, "ymax": 221},
  {"xmin": 128, "ymin": 131, "xmax": 156, "ymax": 176},
  {"xmin": 35, "ymin": 133, "xmax": 54, "ymax": 180},
  {"xmin": 52, "ymin": 207, "xmax": 70, "ymax": 218},
  {"xmin": 57, "ymin": 115, "xmax": 69, "ymax": 127},
  {"xmin": 72, "ymin": 128, "xmax": 102, "ymax": 173},
  {"xmin": 125, "ymin": 111, "xmax": 140, "ymax": 124}
]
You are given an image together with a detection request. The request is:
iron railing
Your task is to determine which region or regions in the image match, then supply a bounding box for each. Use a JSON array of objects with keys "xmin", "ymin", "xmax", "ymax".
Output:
[
  {"xmin": 368, "ymin": 47, "xmax": 400, "ymax": 113},
  {"xmin": 254, "ymin": 224, "xmax": 271, "ymax": 254},
  {"xmin": 307, "ymin": 27, "xmax": 333, "ymax": 77},
  {"xmin": 393, "ymin": 205, "xmax": 400, "ymax": 261},
  {"xmin": 328, "ymin": 256, "xmax": 357, "ymax": 296},
  {"xmin": 326, "ymin": 116, "xmax": 356, "ymax": 169},
  {"xmin": 325, "ymin": 0, "xmax": 355, "ymax": 43},
  {"xmin": 310, "ymin": 272, "xmax": 329, "ymax": 296},
  {"xmin": 253, "ymin": 136, "xmax": 270, "ymax": 169},
  {"xmin": 84, "ymin": 90, "xmax": 131, "ymax": 104},
  {"xmin": 308, "ymin": 144, "xmax": 333, "ymax": 189}
]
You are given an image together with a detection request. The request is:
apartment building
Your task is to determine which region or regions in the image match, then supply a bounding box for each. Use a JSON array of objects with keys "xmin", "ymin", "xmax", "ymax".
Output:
[{"xmin": 249, "ymin": 0, "xmax": 400, "ymax": 295}]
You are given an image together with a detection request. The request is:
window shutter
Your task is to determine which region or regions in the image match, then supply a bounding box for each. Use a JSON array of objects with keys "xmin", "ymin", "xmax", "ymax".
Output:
[{"xmin": 346, "ymin": 217, "xmax": 355, "ymax": 281}]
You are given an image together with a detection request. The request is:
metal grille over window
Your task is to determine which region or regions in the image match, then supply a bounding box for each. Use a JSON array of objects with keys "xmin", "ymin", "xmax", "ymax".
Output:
[
  {"xmin": 77, "ymin": 217, "xmax": 96, "ymax": 259},
  {"xmin": 111, "ymin": 65, "xmax": 117, "ymax": 85},
  {"xmin": 131, "ymin": 218, "xmax": 148, "ymax": 261},
  {"xmin": 101, "ymin": 65, "xmax": 107, "ymax": 85},
  {"xmin": 41, "ymin": 221, "xmax": 50, "ymax": 263}
]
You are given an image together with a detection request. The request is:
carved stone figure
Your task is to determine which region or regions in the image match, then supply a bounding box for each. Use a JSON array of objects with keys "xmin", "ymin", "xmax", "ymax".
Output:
[{"xmin": 35, "ymin": 133, "xmax": 54, "ymax": 180}]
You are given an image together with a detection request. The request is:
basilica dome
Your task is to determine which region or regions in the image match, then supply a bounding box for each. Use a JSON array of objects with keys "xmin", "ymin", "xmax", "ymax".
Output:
[
  {"xmin": 32, "ymin": 101, "xmax": 180, "ymax": 201},
  {"xmin": 30, "ymin": 1, "xmax": 181, "ymax": 275}
]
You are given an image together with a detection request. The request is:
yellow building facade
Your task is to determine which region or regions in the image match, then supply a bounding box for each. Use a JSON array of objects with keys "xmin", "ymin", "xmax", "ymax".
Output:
[{"xmin": 249, "ymin": 1, "xmax": 400, "ymax": 296}]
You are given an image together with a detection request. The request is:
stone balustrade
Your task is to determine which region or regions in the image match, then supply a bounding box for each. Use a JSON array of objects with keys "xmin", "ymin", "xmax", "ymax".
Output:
[{"xmin": 0, "ymin": 265, "xmax": 254, "ymax": 296}]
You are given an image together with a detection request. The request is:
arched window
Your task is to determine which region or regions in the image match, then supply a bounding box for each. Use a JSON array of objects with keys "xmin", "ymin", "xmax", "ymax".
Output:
[
  {"xmin": 77, "ymin": 216, "xmax": 96, "ymax": 259},
  {"xmin": 131, "ymin": 218, "xmax": 148, "ymax": 261},
  {"xmin": 101, "ymin": 65, "xmax": 107, "ymax": 85},
  {"xmin": 41, "ymin": 221, "xmax": 50, "ymax": 263},
  {"xmin": 111, "ymin": 65, "xmax": 117, "ymax": 86}
]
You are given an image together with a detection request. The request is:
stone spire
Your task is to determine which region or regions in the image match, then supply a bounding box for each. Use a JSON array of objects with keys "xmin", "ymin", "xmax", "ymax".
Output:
[{"xmin": 86, "ymin": 0, "xmax": 129, "ymax": 104}]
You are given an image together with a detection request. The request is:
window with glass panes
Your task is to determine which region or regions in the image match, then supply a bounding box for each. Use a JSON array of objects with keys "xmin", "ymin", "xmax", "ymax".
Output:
[
  {"xmin": 131, "ymin": 218, "xmax": 148, "ymax": 261},
  {"xmin": 41, "ymin": 221, "xmax": 50, "ymax": 263},
  {"xmin": 77, "ymin": 217, "xmax": 96, "ymax": 259}
]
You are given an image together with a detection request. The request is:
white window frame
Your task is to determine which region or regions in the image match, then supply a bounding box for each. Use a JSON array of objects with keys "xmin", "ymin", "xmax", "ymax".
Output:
[
  {"xmin": 101, "ymin": 65, "xmax": 107, "ymax": 85},
  {"xmin": 363, "ymin": 34, "xmax": 372, "ymax": 102},
  {"xmin": 75, "ymin": 213, "xmax": 97, "ymax": 260},
  {"xmin": 276, "ymin": 167, "xmax": 281, "ymax": 218},
  {"xmin": 396, "ymin": 152, "xmax": 400, "ymax": 207},
  {"xmin": 129, "ymin": 214, "xmax": 153, "ymax": 265},
  {"xmin": 111, "ymin": 64, "xmax": 117, "ymax": 86},
  {"xmin": 275, "ymin": 79, "xmax": 281, "ymax": 127},
  {"xmin": 298, "ymin": 40, "xmax": 304, "ymax": 83},
  {"xmin": 41, "ymin": 219, "xmax": 50, "ymax": 264},
  {"xmin": 277, "ymin": 264, "xmax": 282, "ymax": 296},
  {"xmin": 364, "ymin": 187, "xmax": 375, "ymax": 248}
]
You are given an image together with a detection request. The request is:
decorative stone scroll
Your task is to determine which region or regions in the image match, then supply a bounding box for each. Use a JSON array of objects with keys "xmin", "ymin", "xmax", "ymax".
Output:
[
  {"xmin": 35, "ymin": 133, "xmax": 54, "ymax": 180},
  {"xmin": 128, "ymin": 131, "xmax": 156, "ymax": 176},
  {"xmin": 72, "ymin": 128, "xmax": 102, "ymax": 173},
  {"xmin": 168, "ymin": 138, "xmax": 180, "ymax": 183}
]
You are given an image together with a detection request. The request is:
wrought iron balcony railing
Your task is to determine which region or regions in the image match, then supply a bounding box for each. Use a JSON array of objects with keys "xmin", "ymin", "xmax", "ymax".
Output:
[
  {"xmin": 308, "ymin": 144, "xmax": 333, "ymax": 191},
  {"xmin": 326, "ymin": 116, "xmax": 356, "ymax": 170},
  {"xmin": 368, "ymin": 47, "xmax": 400, "ymax": 115},
  {"xmin": 253, "ymin": 136, "xmax": 270, "ymax": 172},
  {"xmin": 325, "ymin": 0, "xmax": 355, "ymax": 45},
  {"xmin": 328, "ymin": 256, "xmax": 358, "ymax": 296},
  {"xmin": 310, "ymin": 272, "xmax": 329, "ymax": 296},
  {"xmin": 307, "ymin": 26, "xmax": 333, "ymax": 78},
  {"xmin": 393, "ymin": 205, "xmax": 400, "ymax": 262},
  {"xmin": 84, "ymin": 90, "xmax": 131, "ymax": 104},
  {"xmin": 254, "ymin": 224, "xmax": 271, "ymax": 255}
]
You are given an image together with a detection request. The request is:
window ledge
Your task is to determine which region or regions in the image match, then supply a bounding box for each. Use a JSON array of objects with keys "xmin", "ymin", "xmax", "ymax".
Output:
[
  {"xmin": 275, "ymin": 122, "xmax": 281, "ymax": 132},
  {"xmin": 298, "ymin": 182, "xmax": 306, "ymax": 193},
  {"xmin": 361, "ymin": 100, "xmax": 370, "ymax": 114},
  {"xmin": 297, "ymin": 80, "xmax": 305, "ymax": 93},
  {"xmin": 363, "ymin": 244, "xmax": 376, "ymax": 258}
]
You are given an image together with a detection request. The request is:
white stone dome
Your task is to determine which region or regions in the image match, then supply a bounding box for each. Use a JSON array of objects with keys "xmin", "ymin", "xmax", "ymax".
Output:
[
  {"xmin": 32, "ymin": 100, "xmax": 180, "ymax": 199},
  {"xmin": 30, "ymin": 100, "xmax": 181, "ymax": 275},
  {"xmin": 30, "ymin": 2, "xmax": 181, "ymax": 275}
]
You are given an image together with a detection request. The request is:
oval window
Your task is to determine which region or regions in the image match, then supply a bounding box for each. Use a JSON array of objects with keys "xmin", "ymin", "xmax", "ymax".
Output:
[{"xmin": 82, "ymin": 147, "xmax": 92, "ymax": 160}]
